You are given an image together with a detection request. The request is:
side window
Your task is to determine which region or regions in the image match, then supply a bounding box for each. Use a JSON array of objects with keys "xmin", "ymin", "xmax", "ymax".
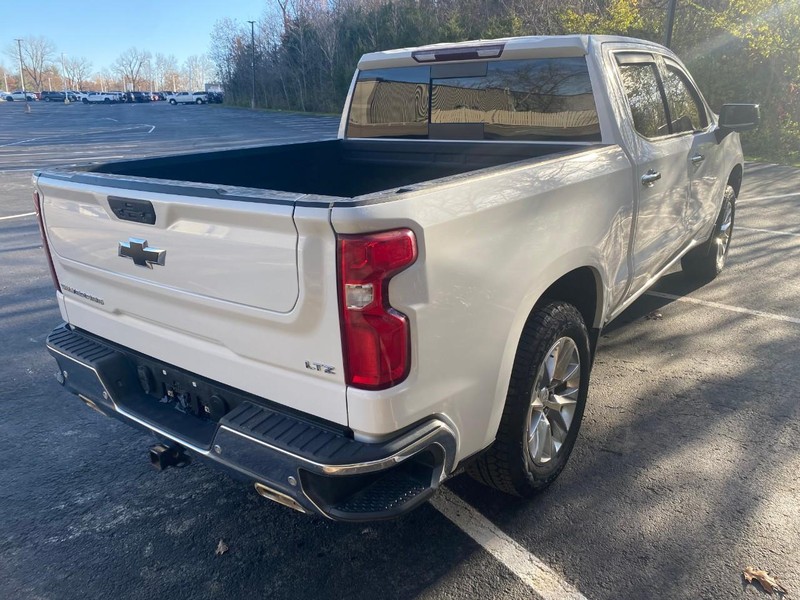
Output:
[
  {"xmin": 618, "ymin": 61, "xmax": 669, "ymax": 139},
  {"xmin": 662, "ymin": 64, "xmax": 707, "ymax": 134}
]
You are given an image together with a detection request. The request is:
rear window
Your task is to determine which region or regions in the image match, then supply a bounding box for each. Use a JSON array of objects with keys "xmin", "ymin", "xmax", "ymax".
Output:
[{"xmin": 347, "ymin": 57, "xmax": 600, "ymax": 142}]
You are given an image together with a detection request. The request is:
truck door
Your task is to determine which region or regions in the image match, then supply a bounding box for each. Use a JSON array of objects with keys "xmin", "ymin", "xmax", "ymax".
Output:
[
  {"xmin": 614, "ymin": 52, "xmax": 694, "ymax": 295},
  {"xmin": 658, "ymin": 58, "xmax": 722, "ymax": 241}
]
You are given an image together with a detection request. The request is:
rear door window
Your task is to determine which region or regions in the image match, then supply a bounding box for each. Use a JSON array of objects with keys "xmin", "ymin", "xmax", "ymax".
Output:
[
  {"xmin": 617, "ymin": 57, "xmax": 669, "ymax": 139},
  {"xmin": 661, "ymin": 63, "xmax": 708, "ymax": 134}
]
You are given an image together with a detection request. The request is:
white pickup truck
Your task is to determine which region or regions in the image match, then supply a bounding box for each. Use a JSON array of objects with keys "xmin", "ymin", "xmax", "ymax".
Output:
[
  {"xmin": 35, "ymin": 35, "xmax": 758, "ymax": 521},
  {"xmin": 167, "ymin": 91, "xmax": 208, "ymax": 105}
]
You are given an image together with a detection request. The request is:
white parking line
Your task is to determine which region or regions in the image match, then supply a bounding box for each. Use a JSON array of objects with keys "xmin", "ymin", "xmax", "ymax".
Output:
[
  {"xmin": 645, "ymin": 291, "xmax": 800, "ymax": 325},
  {"xmin": 0, "ymin": 212, "xmax": 36, "ymax": 221},
  {"xmin": 747, "ymin": 191, "xmax": 800, "ymax": 201},
  {"xmin": 431, "ymin": 488, "xmax": 588, "ymax": 600},
  {"xmin": 738, "ymin": 226, "xmax": 800, "ymax": 238}
]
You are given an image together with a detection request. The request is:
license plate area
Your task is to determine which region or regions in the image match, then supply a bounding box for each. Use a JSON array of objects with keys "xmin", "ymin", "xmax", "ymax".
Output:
[{"xmin": 132, "ymin": 357, "xmax": 245, "ymax": 424}]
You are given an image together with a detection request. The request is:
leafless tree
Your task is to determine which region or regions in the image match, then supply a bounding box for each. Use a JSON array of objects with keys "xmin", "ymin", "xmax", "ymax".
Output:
[
  {"xmin": 112, "ymin": 47, "xmax": 152, "ymax": 90},
  {"xmin": 5, "ymin": 36, "xmax": 56, "ymax": 91},
  {"xmin": 64, "ymin": 57, "xmax": 93, "ymax": 90},
  {"xmin": 184, "ymin": 54, "xmax": 213, "ymax": 90}
]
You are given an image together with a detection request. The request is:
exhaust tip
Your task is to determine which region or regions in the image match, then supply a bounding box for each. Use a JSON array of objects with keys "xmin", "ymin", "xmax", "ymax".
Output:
[
  {"xmin": 78, "ymin": 394, "xmax": 106, "ymax": 416},
  {"xmin": 254, "ymin": 482, "xmax": 307, "ymax": 514}
]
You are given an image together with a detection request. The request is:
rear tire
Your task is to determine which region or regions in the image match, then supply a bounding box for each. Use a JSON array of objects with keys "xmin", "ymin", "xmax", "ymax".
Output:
[
  {"xmin": 196, "ymin": 98, "xmax": 203, "ymax": 104},
  {"xmin": 170, "ymin": 99, "xmax": 177, "ymax": 105},
  {"xmin": 681, "ymin": 185, "xmax": 736, "ymax": 282},
  {"xmin": 468, "ymin": 301, "xmax": 591, "ymax": 497}
]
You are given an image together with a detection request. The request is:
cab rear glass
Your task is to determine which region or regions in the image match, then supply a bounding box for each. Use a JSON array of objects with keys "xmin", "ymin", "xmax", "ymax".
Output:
[{"xmin": 347, "ymin": 57, "xmax": 601, "ymax": 142}]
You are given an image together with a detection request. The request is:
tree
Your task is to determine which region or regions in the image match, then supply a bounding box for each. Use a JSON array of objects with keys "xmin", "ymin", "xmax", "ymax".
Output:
[
  {"xmin": 112, "ymin": 47, "xmax": 151, "ymax": 90},
  {"xmin": 63, "ymin": 56, "xmax": 92, "ymax": 90},
  {"xmin": 0, "ymin": 63, "xmax": 18, "ymax": 91},
  {"xmin": 184, "ymin": 54, "xmax": 213, "ymax": 90},
  {"xmin": 5, "ymin": 36, "xmax": 56, "ymax": 91}
]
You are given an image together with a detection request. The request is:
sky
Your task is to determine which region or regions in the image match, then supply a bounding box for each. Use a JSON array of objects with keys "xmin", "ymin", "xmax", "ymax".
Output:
[{"xmin": 0, "ymin": 0, "xmax": 268, "ymax": 73}]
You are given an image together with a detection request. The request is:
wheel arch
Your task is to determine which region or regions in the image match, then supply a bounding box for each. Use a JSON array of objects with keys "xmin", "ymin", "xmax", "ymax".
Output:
[
  {"xmin": 480, "ymin": 263, "xmax": 605, "ymax": 457},
  {"xmin": 537, "ymin": 266, "xmax": 603, "ymax": 334},
  {"xmin": 727, "ymin": 163, "xmax": 743, "ymax": 197}
]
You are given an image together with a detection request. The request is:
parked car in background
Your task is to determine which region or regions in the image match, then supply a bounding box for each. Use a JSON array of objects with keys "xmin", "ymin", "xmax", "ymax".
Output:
[
  {"xmin": 152, "ymin": 92, "xmax": 167, "ymax": 101},
  {"xmin": 83, "ymin": 92, "xmax": 116, "ymax": 104},
  {"xmin": 41, "ymin": 91, "xmax": 78, "ymax": 102},
  {"xmin": 70, "ymin": 91, "xmax": 89, "ymax": 102},
  {"xmin": 130, "ymin": 91, "xmax": 152, "ymax": 103},
  {"xmin": 168, "ymin": 91, "xmax": 208, "ymax": 104},
  {"xmin": 4, "ymin": 90, "xmax": 36, "ymax": 101},
  {"xmin": 108, "ymin": 91, "xmax": 126, "ymax": 103},
  {"xmin": 206, "ymin": 91, "xmax": 224, "ymax": 104}
]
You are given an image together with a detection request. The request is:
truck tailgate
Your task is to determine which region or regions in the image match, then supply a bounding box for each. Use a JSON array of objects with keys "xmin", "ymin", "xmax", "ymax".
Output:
[{"xmin": 37, "ymin": 174, "xmax": 348, "ymax": 424}]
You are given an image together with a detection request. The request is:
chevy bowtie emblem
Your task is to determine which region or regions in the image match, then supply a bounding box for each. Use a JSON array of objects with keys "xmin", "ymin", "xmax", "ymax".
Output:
[{"xmin": 118, "ymin": 238, "xmax": 166, "ymax": 268}]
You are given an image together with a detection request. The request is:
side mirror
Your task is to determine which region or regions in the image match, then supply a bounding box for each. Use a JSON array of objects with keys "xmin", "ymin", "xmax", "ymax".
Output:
[
  {"xmin": 715, "ymin": 104, "xmax": 759, "ymax": 143},
  {"xmin": 719, "ymin": 103, "xmax": 760, "ymax": 132}
]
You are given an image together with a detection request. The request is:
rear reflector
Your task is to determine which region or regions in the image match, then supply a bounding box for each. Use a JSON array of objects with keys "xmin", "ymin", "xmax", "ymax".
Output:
[
  {"xmin": 337, "ymin": 229, "xmax": 417, "ymax": 390},
  {"xmin": 33, "ymin": 191, "xmax": 61, "ymax": 292}
]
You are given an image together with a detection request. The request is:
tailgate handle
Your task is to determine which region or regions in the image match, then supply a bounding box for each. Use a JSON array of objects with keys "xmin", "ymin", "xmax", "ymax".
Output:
[{"xmin": 108, "ymin": 197, "xmax": 156, "ymax": 225}]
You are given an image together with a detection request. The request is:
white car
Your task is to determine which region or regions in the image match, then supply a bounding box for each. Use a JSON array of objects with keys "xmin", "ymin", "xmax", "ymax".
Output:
[
  {"xmin": 168, "ymin": 91, "xmax": 208, "ymax": 105},
  {"xmin": 3, "ymin": 90, "xmax": 36, "ymax": 101},
  {"xmin": 83, "ymin": 92, "xmax": 116, "ymax": 104},
  {"xmin": 70, "ymin": 91, "xmax": 89, "ymax": 102}
]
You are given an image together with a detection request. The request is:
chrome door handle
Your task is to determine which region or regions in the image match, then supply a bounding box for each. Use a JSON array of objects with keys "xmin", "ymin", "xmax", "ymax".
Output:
[
  {"xmin": 641, "ymin": 169, "xmax": 661, "ymax": 187},
  {"xmin": 691, "ymin": 154, "xmax": 705, "ymax": 165}
]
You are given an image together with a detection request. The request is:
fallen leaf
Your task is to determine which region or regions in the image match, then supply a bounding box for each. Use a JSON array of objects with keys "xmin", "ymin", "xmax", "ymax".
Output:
[
  {"xmin": 215, "ymin": 539, "xmax": 229, "ymax": 556},
  {"xmin": 645, "ymin": 311, "xmax": 663, "ymax": 321},
  {"xmin": 743, "ymin": 566, "xmax": 788, "ymax": 595}
]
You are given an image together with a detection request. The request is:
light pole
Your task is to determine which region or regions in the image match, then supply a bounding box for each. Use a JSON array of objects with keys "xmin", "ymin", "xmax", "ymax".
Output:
[
  {"xmin": 248, "ymin": 20, "xmax": 256, "ymax": 109},
  {"xmin": 664, "ymin": 0, "xmax": 678, "ymax": 48},
  {"xmin": 14, "ymin": 38, "xmax": 30, "ymax": 112},
  {"xmin": 61, "ymin": 53, "xmax": 69, "ymax": 103},
  {"xmin": 3, "ymin": 70, "xmax": 8, "ymax": 93}
]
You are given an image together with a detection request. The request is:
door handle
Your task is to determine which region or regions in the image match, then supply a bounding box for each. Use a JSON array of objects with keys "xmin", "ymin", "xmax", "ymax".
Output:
[
  {"xmin": 641, "ymin": 169, "xmax": 661, "ymax": 187},
  {"xmin": 691, "ymin": 154, "xmax": 705, "ymax": 165}
]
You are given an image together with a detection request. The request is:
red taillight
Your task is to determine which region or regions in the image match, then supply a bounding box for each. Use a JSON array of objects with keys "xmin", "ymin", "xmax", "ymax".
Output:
[
  {"xmin": 33, "ymin": 191, "xmax": 61, "ymax": 292},
  {"xmin": 337, "ymin": 229, "xmax": 417, "ymax": 390}
]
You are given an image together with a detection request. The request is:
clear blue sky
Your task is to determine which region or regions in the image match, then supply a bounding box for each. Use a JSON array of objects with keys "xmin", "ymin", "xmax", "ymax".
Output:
[{"xmin": 0, "ymin": 0, "xmax": 268, "ymax": 72}]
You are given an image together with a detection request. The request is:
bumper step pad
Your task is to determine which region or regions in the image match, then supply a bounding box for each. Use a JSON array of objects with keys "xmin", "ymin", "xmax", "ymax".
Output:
[{"xmin": 46, "ymin": 323, "xmax": 456, "ymax": 521}]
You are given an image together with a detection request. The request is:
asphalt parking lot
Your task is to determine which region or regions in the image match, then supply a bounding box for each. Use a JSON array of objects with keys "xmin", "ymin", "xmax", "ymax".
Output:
[{"xmin": 1, "ymin": 100, "xmax": 798, "ymax": 600}]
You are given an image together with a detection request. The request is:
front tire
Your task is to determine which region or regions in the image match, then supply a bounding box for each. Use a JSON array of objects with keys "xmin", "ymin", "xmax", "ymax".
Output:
[
  {"xmin": 196, "ymin": 98, "xmax": 203, "ymax": 104},
  {"xmin": 681, "ymin": 185, "xmax": 736, "ymax": 282},
  {"xmin": 468, "ymin": 301, "xmax": 591, "ymax": 497}
]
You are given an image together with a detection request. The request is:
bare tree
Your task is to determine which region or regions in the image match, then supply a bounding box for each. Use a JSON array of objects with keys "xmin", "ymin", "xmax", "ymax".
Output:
[
  {"xmin": 0, "ymin": 63, "xmax": 18, "ymax": 91},
  {"xmin": 5, "ymin": 36, "xmax": 56, "ymax": 91},
  {"xmin": 153, "ymin": 53, "xmax": 173, "ymax": 90},
  {"xmin": 96, "ymin": 67, "xmax": 116, "ymax": 92},
  {"xmin": 64, "ymin": 57, "xmax": 92, "ymax": 90},
  {"xmin": 184, "ymin": 54, "xmax": 213, "ymax": 90},
  {"xmin": 112, "ymin": 47, "xmax": 152, "ymax": 90}
]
